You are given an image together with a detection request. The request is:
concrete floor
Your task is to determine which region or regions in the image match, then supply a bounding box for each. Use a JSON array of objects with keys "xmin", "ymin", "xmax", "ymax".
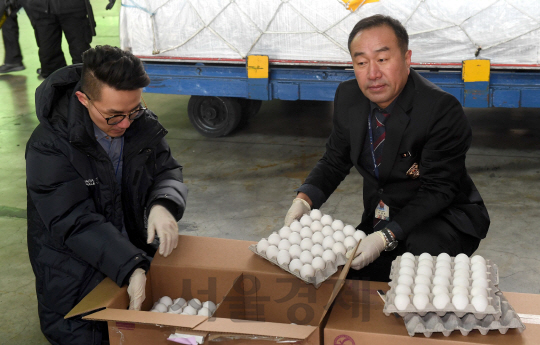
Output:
[{"xmin": 1, "ymin": 2, "xmax": 540, "ymax": 344}]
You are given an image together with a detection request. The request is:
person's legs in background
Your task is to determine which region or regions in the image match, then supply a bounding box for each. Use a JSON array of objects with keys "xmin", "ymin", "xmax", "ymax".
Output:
[
  {"xmin": 58, "ymin": 10, "xmax": 92, "ymax": 64},
  {"xmin": 0, "ymin": 6, "xmax": 25, "ymax": 73}
]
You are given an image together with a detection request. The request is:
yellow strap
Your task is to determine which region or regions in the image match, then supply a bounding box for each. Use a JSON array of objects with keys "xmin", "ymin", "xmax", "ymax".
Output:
[{"xmin": 342, "ymin": 0, "xmax": 380, "ymax": 11}]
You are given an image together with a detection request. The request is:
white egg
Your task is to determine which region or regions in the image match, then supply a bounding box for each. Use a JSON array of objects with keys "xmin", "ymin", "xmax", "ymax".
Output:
[
  {"xmin": 471, "ymin": 255, "xmax": 486, "ymax": 265},
  {"xmin": 431, "ymin": 285, "xmax": 449, "ymax": 295},
  {"xmin": 311, "ymin": 232, "xmax": 325, "ymax": 245},
  {"xmin": 322, "ymin": 225, "xmax": 334, "ymax": 237},
  {"xmin": 470, "ymin": 286, "xmax": 488, "ymax": 297},
  {"xmin": 277, "ymin": 250, "xmax": 291, "ymax": 266},
  {"xmin": 278, "ymin": 226, "xmax": 292, "ymax": 239},
  {"xmin": 322, "ymin": 236, "xmax": 336, "ymax": 250},
  {"xmin": 452, "ymin": 293, "xmax": 469, "ymax": 310},
  {"xmin": 399, "ymin": 266, "xmax": 415, "ymax": 277},
  {"xmin": 418, "ymin": 259, "xmax": 434, "ymax": 269},
  {"xmin": 416, "ymin": 266, "xmax": 433, "ymax": 277},
  {"xmin": 173, "ymin": 298, "xmax": 186, "ymax": 308},
  {"xmin": 311, "ymin": 244, "xmax": 324, "ymax": 257},
  {"xmin": 183, "ymin": 305, "xmax": 197, "ymax": 315},
  {"xmin": 310, "ymin": 209, "xmax": 322, "ymax": 220},
  {"xmin": 397, "ymin": 274, "xmax": 414, "ymax": 286},
  {"xmin": 300, "ymin": 214, "xmax": 313, "ymax": 227},
  {"xmin": 289, "ymin": 220, "xmax": 302, "ymax": 232},
  {"xmin": 435, "ymin": 260, "xmax": 451, "ymax": 270},
  {"xmin": 312, "ymin": 256, "xmax": 326, "ymax": 271},
  {"xmin": 332, "ymin": 242, "xmax": 347, "ymax": 256},
  {"xmin": 343, "ymin": 225, "xmax": 356, "ymax": 237},
  {"xmin": 353, "ymin": 230, "xmax": 367, "ymax": 241},
  {"xmin": 394, "ymin": 294, "xmax": 411, "ymax": 311},
  {"xmin": 278, "ymin": 239, "xmax": 291, "ymax": 251},
  {"xmin": 168, "ymin": 304, "xmax": 183, "ymax": 314},
  {"xmin": 437, "ymin": 253, "xmax": 451, "ymax": 262},
  {"xmin": 332, "ymin": 230, "xmax": 346, "ymax": 243},
  {"xmin": 419, "ymin": 253, "xmax": 434, "ymax": 262},
  {"xmin": 289, "ymin": 258, "xmax": 303, "ymax": 273},
  {"xmin": 188, "ymin": 298, "xmax": 202, "ymax": 310},
  {"xmin": 471, "ymin": 262, "xmax": 487, "ymax": 273},
  {"xmin": 331, "ymin": 219, "xmax": 345, "ymax": 231},
  {"xmin": 454, "ymin": 253, "xmax": 470, "ymax": 264},
  {"xmin": 432, "ymin": 276, "xmax": 450, "ymax": 286},
  {"xmin": 472, "ymin": 277, "xmax": 488, "ymax": 288},
  {"xmin": 453, "ymin": 268, "xmax": 470, "ymax": 279},
  {"xmin": 257, "ymin": 239, "xmax": 270, "ymax": 254},
  {"xmin": 453, "ymin": 261, "xmax": 470, "ymax": 271},
  {"xmin": 471, "ymin": 270, "xmax": 487, "ymax": 280},
  {"xmin": 202, "ymin": 301, "xmax": 216, "ymax": 313},
  {"xmin": 300, "ymin": 227, "xmax": 313, "ymax": 239},
  {"xmin": 414, "ymin": 275, "xmax": 431, "ymax": 285},
  {"xmin": 401, "ymin": 252, "xmax": 415, "ymax": 261},
  {"xmin": 320, "ymin": 214, "xmax": 333, "ymax": 226},
  {"xmin": 265, "ymin": 245, "xmax": 279, "ymax": 260},
  {"xmin": 300, "ymin": 250, "xmax": 314, "ymax": 264},
  {"xmin": 300, "ymin": 238, "xmax": 314, "ymax": 251},
  {"xmin": 434, "ymin": 267, "xmax": 451, "ymax": 278},
  {"xmin": 267, "ymin": 233, "xmax": 281, "ymax": 246},
  {"xmin": 300, "ymin": 264, "xmax": 315, "ymax": 278},
  {"xmin": 310, "ymin": 220, "xmax": 323, "ymax": 232},
  {"xmin": 452, "ymin": 286, "xmax": 469, "ymax": 296},
  {"xmin": 289, "ymin": 244, "xmax": 302, "ymax": 259},
  {"xmin": 400, "ymin": 258, "xmax": 416, "ymax": 268},
  {"xmin": 413, "ymin": 284, "xmax": 430, "ymax": 295},
  {"xmin": 198, "ymin": 307, "xmax": 212, "ymax": 316},
  {"xmin": 322, "ymin": 249, "xmax": 337, "ymax": 263},
  {"xmin": 413, "ymin": 293, "xmax": 429, "ymax": 310},
  {"xmin": 396, "ymin": 284, "xmax": 412, "ymax": 295},
  {"xmin": 152, "ymin": 303, "xmax": 168, "ymax": 313},
  {"xmin": 433, "ymin": 293, "xmax": 450, "ymax": 310},
  {"xmin": 288, "ymin": 232, "xmax": 302, "ymax": 245},
  {"xmin": 471, "ymin": 294, "xmax": 488, "ymax": 312},
  {"xmin": 343, "ymin": 236, "xmax": 357, "ymax": 250},
  {"xmin": 452, "ymin": 276, "xmax": 470, "ymax": 288},
  {"xmin": 159, "ymin": 296, "xmax": 173, "ymax": 307}
]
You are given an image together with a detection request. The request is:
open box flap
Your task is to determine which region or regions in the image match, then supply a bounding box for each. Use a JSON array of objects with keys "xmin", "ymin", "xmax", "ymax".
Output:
[
  {"xmin": 83, "ymin": 308, "xmax": 208, "ymax": 329},
  {"xmin": 193, "ymin": 317, "xmax": 316, "ymax": 339},
  {"xmin": 65, "ymin": 278, "xmax": 126, "ymax": 319}
]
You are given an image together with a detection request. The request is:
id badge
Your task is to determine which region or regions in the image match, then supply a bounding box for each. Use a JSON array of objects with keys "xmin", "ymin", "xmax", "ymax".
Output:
[{"xmin": 374, "ymin": 200, "xmax": 390, "ymax": 221}]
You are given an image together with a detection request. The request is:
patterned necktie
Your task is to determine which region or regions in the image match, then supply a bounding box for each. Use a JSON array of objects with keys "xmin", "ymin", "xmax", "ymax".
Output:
[{"xmin": 372, "ymin": 110, "xmax": 389, "ymax": 177}]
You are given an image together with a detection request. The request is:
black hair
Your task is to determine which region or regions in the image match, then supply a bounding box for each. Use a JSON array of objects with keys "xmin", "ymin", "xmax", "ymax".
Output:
[
  {"xmin": 348, "ymin": 15, "xmax": 409, "ymax": 54},
  {"xmin": 81, "ymin": 45, "xmax": 150, "ymax": 100}
]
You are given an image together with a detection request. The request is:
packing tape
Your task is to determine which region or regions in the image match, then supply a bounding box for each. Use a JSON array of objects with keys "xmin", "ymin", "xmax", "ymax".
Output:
[{"xmin": 517, "ymin": 313, "xmax": 540, "ymax": 325}]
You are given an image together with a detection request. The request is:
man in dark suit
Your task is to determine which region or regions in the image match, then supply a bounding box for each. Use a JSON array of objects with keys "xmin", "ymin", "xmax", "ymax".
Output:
[{"xmin": 284, "ymin": 14, "xmax": 490, "ymax": 281}]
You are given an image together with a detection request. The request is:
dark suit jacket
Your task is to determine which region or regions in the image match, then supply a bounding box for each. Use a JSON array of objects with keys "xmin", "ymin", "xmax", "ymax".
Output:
[{"xmin": 301, "ymin": 69, "xmax": 490, "ymax": 240}]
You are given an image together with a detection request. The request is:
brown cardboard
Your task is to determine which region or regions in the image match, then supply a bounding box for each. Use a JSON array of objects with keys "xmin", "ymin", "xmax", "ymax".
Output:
[{"xmin": 324, "ymin": 280, "xmax": 540, "ymax": 344}]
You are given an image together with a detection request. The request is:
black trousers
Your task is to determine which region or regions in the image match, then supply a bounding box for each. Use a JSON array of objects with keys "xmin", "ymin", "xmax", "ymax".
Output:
[
  {"xmin": 25, "ymin": 9, "xmax": 91, "ymax": 77},
  {"xmin": 347, "ymin": 216, "xmax": 481, "ymax": 282},
  {"xmin": 1, "ymin": 7, "xmax": 22, "ymax": 65}
]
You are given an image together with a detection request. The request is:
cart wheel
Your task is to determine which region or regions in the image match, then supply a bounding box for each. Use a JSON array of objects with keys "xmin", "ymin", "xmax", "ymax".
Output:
[
  {"xmin": 187, "ymin": 96, "xmax": 242, "ymax": 137},
  {"xmin": 237, "ymin": 99, "xmax": 262, "ymax": 128}
]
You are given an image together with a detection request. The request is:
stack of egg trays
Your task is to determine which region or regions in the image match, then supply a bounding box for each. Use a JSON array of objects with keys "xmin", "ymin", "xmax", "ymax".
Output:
[
  {"xmin": 402, "ymin": 292, "xmax": 526, "ymax": 337},
  {"xmin": 383, "ymin": 257, "xmax": 502, "ymax": 319},
  {"xmin": 248, "ymin": 244, "xmax": 347, "ymax": 288}
]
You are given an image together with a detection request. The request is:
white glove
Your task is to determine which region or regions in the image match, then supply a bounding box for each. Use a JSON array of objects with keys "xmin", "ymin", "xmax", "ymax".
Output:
[
  {"xmin": 284, "ymin": 198, "xmax": 311, "ymax": 226},
  {"xmin": 147, "ymin": 204, "xmax": 179, "ymax": 257},
  {"xmin": 127, "ymin": 268, "xmax": 146, "ymax": 310},
  {"xmin": 346, "ymin": 231, "xmax": 386, "ymax": 270}
]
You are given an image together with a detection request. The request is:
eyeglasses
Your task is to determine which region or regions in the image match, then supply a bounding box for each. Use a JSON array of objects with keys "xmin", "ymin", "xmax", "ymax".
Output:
[{"xmin": 84, "ymin": 93, "xmax": 148, "ymax": 125}]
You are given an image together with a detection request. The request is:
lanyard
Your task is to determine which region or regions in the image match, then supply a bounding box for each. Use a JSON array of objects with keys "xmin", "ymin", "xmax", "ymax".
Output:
[
  {"xmin": 115, "ymin": 137, "xmax": 124, "ymax": 178},
  {"xmin": 367, "ymin": 112, "xmax": 380, "ymax": 179}
]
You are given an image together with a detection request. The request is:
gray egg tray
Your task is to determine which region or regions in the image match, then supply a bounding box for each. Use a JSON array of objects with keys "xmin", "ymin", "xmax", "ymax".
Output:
[
  {"xmin": 248, "ymin": 244, "xmax": 347, "ymax": 288},
  {"xmin": 402, "ymin": 292, "xmax": 525, "ymax": 337},
  {"xmin": 383, "ymin": 256, "xmax": 502, "ymax": 319}
]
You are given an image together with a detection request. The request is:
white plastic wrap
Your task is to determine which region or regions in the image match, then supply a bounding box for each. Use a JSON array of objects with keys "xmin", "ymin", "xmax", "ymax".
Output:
[{"xmin": 120, "ymin": 0, "xmax": 540, "ymax": 68}]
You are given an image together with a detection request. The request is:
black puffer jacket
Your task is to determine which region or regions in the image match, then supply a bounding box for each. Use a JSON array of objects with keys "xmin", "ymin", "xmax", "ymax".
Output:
[
  {"xmin": 26, "ymin": 65, "xmax": 188, "ymax": 345},
  {"xmin": 20, "ymin": 0, "xmax": 87, "ymax": 14}
]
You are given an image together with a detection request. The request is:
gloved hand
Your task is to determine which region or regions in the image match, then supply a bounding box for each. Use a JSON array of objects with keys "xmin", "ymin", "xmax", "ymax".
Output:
[
  {"xmin": 127, "ymin": 268, "xmax": 146, "ymax": 310},
  {"xmin": 284, "ymin": 197, "xmax": 311, "ymax": 226},
  {"xmin": 346, "ymin": 231, "xmax": 386, "ymax": 270},
  {"xmin": 106, "ymin": 0, "xmax": 116, "ymax": 10},
  {"xmin": 147, "ymin": 204, "xmax": 179, "ymax": 257}
]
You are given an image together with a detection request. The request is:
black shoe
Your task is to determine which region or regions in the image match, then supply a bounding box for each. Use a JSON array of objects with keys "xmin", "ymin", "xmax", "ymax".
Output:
[
  {"xmin": 37, "ymin": 68, "xmax": 41, "ymax": 74},
  {"xmin": 0, "ymin": 63, "xmax": 25, "ymax": 73}
]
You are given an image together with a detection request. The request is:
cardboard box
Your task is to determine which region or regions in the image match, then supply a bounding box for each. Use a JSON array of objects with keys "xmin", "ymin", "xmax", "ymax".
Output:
[
  {"xmin": 324, "ymin": 280, "xmax": 540, "ymax": 344},
  {"xmin": 67, "ymin": 235, "xmax": 354, "ymax": 345}
]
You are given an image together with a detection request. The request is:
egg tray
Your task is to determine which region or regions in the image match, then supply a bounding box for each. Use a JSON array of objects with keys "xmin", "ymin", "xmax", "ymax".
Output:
[
  {"xmin": 402, "ymin": 292, "xmax": 525, "ymax": 337},
  {"xmin": 384, "ymin": 258, "xmax": 501, "ymax": 319},
  {"xmin": 248, "ymin": 244, "xmax": 347, "ymax": 288}
]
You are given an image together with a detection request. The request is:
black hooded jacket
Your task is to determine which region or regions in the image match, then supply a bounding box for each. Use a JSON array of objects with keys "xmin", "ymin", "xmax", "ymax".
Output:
[{"xmin": 25, "ymin": 65, "xmax": 187, "ymax": 345}]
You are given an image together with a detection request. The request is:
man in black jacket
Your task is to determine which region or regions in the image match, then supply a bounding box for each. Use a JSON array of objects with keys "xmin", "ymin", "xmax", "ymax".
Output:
[
  {"xmin": 285, "ymin": 15, "xmax": 489, "ymax": 281},
  {"xmin": 26, "ymin": 45, "xmax": 187, "ymax": 344}
]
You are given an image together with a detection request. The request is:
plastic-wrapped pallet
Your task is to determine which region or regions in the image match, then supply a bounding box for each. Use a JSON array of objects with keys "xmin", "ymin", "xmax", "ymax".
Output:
[{"xmin": 120, "ymin": 0, "xmax": 540, "ymax": 68}]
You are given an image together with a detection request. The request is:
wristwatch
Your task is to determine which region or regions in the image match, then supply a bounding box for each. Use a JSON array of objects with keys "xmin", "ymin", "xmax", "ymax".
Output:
[{"xmin": 381, "ymin": 228, "xmax": 398, "ymax": 251}]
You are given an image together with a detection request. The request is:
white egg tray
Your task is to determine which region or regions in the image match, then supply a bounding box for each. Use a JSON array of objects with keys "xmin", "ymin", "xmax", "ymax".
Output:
[
  {"xmin": 248, "ymin": 244, "xmax": 347, "ymax": 288},
  {"xmin": 384, "ymin": 257, "xmax": 502, "ymax": 319},
  {"xmin": 402, "ymin": 292, "xmax": 525, "ymax": 337}
]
